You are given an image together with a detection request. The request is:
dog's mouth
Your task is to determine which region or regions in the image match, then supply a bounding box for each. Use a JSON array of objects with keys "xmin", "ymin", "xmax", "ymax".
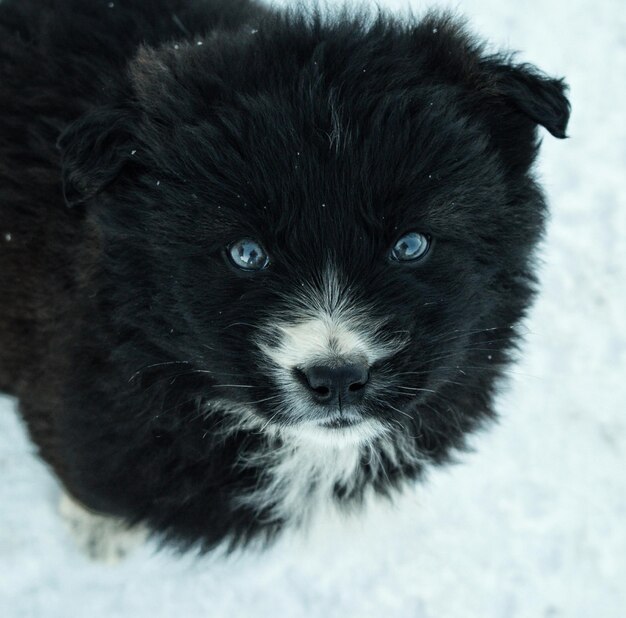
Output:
[
  {"xmin": 250, "ymin": 404, "xmax": 387, "ymax": 446},
  {"xmin": 317, "ymin": 414, "xmax": 364, "ymax": 430}
]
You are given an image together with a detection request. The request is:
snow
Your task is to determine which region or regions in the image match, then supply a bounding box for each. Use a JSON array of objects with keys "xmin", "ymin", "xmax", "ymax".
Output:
[{"xmin": 1, "ymin": 0, "xmax": 625, "ymax": 616}]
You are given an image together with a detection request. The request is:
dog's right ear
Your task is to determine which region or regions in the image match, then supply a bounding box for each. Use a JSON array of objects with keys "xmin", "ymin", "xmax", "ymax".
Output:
[
  {"xmin": 480, "ymin": 59, "xmax": 571, "ymax": 139},
  {"xmin": 57, "ymin": 106, "xmax": 137, "ymax": 208}
]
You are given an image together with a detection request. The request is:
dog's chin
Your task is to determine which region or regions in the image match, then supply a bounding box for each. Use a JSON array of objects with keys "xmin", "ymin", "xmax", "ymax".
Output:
[
  {"xmin": 214, "ymin": 398, "xmax": 387, "ymax": 447},
  {"xmin": 271, "ymin": 414, "xmax": 387, "ymax": 448}
]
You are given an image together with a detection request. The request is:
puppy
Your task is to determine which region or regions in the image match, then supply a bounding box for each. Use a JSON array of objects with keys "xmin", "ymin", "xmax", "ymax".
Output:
[{"xmin": 0, "ymin": 0, "xmax": 570, "ymax": 556}]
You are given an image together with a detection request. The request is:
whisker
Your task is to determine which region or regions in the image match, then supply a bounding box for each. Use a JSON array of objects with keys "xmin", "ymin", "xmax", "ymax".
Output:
[
  {"xmin": 210, "ymin": 384, "xmax": 256, "ymax": 389},
  {"xmin": 394, "ymin": 385, "xmax": 438, "ymax": 395},
  {"xmin": 259, "ymin": 409, "xmax": 282, "ymax": 433},
  {"xmin": 221, "ymin": 322, "xmax": 256, "ymax": 331},
  {"xmin": 245, "ymin": 395, "xmax": 282, "ymax": 406},
  {"xmin": 384, "ymin": 402, "xmax": 413, "ymax": 420},
  {"xmin": 128, "ymin": 360, "xmax": 192, "ymax": 382}
]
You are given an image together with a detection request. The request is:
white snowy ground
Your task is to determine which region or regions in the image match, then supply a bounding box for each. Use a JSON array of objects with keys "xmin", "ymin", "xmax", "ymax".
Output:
[{"xmin": 1, "ymin": 0, "xmax": 624, "ymax": 616}]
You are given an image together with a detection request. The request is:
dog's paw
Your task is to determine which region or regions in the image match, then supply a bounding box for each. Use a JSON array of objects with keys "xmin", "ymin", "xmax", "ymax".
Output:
[{"xmin": 58, "ymin": 492, "xmax": 148, "ymax": 564}]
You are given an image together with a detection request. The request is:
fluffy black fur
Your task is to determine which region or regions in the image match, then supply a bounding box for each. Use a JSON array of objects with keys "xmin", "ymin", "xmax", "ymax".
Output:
[{"xmin": 0, "ymin": 0, "xmax": 570, "ymax": 552}]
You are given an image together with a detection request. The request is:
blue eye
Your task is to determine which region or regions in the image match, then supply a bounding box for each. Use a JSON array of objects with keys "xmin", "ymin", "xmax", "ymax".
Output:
[
  {"xmin": 228, "ymin": 238, "xmax": 270, "ymax": 271},
  {"xmin": 390, "ymin": 232, "xmax": 430, "ymax": 262}
]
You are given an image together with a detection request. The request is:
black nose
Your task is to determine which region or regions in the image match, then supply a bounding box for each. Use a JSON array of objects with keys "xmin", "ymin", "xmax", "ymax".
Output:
[{"xmin": 300, "ymin": 363, "xmax": 370, "ymax": 405}]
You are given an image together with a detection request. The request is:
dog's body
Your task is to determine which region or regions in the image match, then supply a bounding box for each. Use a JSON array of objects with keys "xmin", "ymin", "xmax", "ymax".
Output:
[{"xmin": 0, "ymin": 0, "xmax": 569, "ymax": 553}]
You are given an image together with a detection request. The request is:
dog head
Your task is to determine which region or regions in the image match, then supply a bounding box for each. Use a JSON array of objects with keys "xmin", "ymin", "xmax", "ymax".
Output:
[{"xmin": 58, "ymin": 12, "xmax": 569, "ymax": 452}]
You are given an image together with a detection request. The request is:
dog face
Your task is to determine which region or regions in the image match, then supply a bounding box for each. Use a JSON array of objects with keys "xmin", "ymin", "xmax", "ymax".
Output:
[{"xmin": 59, "ymin": 14, "xmax": 569, "ymax": 452}]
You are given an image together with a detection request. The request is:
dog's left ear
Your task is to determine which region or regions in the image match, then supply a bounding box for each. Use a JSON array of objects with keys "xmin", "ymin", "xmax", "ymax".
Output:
[
  {"xmin": 481, "ymin": 59, "xmax": 571, "ymax": 138},
  {"xmin": 57, "ymin": 106, "xmax": 137, "ymax": 207}
]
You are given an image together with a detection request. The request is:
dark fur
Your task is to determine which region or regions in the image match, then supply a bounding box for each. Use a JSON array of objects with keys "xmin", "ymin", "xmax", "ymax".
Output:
[{"xmin": 0, "ymin": 0, "xmax": 570, "ymax": 552}]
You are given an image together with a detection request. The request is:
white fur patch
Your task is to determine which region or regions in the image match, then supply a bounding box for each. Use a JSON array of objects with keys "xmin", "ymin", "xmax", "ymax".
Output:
[
  {"xmin": 59, "ymin": 493, "xmax": 147, "ymax": 563},
  {"xmin": 257, "ymin": 265, "xmax": 406, "ymax": 372},
  {"xmin": 231, "ymin": 417, "xmax": 422, "ymax": 526},
  {"xmin": 233, "ymin": 425, "xmax": 372, "ymax": 524},
  {"xmin": 264, "ymin": 317, "xmax": 374, "ymax": 369}
]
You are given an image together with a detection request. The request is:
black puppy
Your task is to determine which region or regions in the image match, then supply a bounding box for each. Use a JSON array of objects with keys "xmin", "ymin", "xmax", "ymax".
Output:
[{"xmin": 0, "ymin": 0, "xmax": 569, "ymax": 557}]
